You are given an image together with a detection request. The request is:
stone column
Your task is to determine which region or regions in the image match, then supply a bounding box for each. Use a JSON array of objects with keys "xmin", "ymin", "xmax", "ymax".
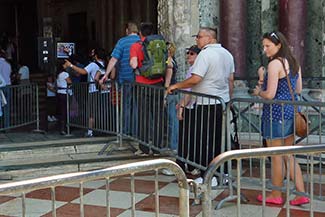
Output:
[
  {"xmin": 220, "ymin": 0, "xmax": 247, "ymax": 78},
  {"xmin": 303, "ymin": 0, "xmax": 324, "ymax": 79},
  {"xmin": 323, "ymin": 0, "xmax": 325, "ymax": 79},
  {"xmin": 279, "ymin": 0, "xmax": 307, "ymax": 73},
  {"xmin": 199, "ymin": 0, "xmax": 220, "ymax": 30},
  {"xmin": 158, "ymin": 0, "xmax": 198, "ymax": 81}
]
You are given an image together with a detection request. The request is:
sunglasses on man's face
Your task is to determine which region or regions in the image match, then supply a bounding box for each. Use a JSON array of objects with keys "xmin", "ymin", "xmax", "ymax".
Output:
[{"xmin": 186, "ymin": 51, "xmax": 196, "ymax": 56}]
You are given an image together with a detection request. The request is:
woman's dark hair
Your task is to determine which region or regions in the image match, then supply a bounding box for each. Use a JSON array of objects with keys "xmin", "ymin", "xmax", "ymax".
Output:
[
  {"xmin": 93, "ymin": 47, "xmax": 107, "ymax": 61},
  {"xmin": 262, "ymin": 31, "xmax": 300, "ymax": 75},
  {"xmin": 56, "ymin": 59, "xmax": 65, "ymax": 75}
]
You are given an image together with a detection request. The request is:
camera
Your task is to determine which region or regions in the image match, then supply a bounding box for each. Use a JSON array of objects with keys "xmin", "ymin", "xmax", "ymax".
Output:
[{"xmin": 248, "ymin": 88, "xmax": 255, "ymax": 95}]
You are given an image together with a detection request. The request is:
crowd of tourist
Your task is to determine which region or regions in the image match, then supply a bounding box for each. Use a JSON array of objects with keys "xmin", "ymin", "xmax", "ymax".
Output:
[{"xmin": 0, "ymin": 22, "xmax": 310, "ymax": 206}]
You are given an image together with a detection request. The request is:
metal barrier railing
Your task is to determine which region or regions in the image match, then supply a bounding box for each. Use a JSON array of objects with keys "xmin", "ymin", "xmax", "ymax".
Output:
[
  {"xmin": 67, "ymin": 81, "xmax": 117, "ymax": 135},
  {"xmin": 201, "ymin": 144, "xmax": 325, "ymax": 217},
  {"xmin": 67, "ymin": 82, "xmax": 227, "ymax": 176},
  {"xmin": 66, "ymin": 82, "xmax": 325, "ymax": 215},
  {"xmin": 117, "ymin": 82, "xmax": 227, "ymax": 174},
  {"xmin": 0, "ymin": 159, "xmax": 189, "ymax": 217},
  {"xmin": 229, "ymin": 97, "xmax": 325, "ymax": 177},
  {"xmin": 66, "ymin": 81, "xmax": 325, "ymax": 168},
  {"xmin": 231, "ymin": 97, "xmax": 325, "ymax": 145},
  {"xmin": 0, "ymin": 83, "xmax": 40, "ymax": 132}
]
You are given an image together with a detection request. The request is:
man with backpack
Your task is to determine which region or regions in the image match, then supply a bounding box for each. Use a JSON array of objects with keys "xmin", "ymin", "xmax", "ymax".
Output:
[{"xmin": 130, "ymin": 22, "xmax": 167, "ymax": 154}]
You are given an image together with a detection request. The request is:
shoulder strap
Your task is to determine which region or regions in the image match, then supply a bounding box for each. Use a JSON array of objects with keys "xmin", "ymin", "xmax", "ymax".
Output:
[
  {"xmin": 93, "ymin": 61, "xmax": 105, "ymax": 70},
  {"xmin": 278, "ymin": 58, "xmax": 295, "ymax": 102}
]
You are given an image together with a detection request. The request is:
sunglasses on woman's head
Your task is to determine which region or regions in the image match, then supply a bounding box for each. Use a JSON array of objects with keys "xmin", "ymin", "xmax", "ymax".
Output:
[{"xmin": 270, "ymin": 32, "xmax": 279, "ymax": 42}]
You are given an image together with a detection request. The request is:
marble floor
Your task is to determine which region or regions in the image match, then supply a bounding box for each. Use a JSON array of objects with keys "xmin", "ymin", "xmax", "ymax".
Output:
[{"xmin": 0, "ymin": 169, "xmax": 324, "ymax": 217}]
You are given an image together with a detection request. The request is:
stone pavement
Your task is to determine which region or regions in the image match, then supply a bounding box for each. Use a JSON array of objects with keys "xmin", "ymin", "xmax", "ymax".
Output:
[
  {"xmin": 0, "ymin": 129, "xmax": 325, "ymax": 216},
  {"xmin": 0, "ymin": 171, "xmax": 324, "ymax": 217}
]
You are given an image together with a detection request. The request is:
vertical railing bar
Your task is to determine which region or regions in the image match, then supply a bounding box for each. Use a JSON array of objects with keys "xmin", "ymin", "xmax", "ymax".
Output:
[
  {"xmin": 131, "ymin": 174, "xmax": 136, "ymax": 217},
  {"xmin": 80, "ymin": 182, "xmax": 84, "ymax": 217},
  {"xmin": 51, "ymin": 186, "xmax": 56, "ymax": 217},
  {"xmin": 155, "ymin": 169, "xmax": 159, "ymax": 217},
  {"xmin": 106, "ymin": 177, "xmax": 110, "ymax": 217}
]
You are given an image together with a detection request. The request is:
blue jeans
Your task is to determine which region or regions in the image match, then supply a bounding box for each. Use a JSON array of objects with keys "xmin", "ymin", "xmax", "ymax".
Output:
[
  {"xmin": 121, "ymin": 83, "xmax": 137, "ymax": 136},
  {"xmin": 262, "ymin": 119, "xmax": 294, "ymax": 139},
  {"xmin": 166, "ymin": 94, "xmax": 179, "ymax": 150}
]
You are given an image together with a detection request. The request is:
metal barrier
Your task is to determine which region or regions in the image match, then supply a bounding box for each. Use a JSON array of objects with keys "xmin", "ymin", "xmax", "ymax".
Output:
[
  {"xmin": 201, "ymin": 144, "xmax": 325, "ymax": 217},
  {"xmin": 67, "ymin": 81, "xmax": 117, "ymax": 135},
  {"xmin": 0, "ymin": 83, "xmax": 40, "ymax": 132},
  {"xmin": 66, "ymin": 82, "xmax": 325, "ymax": 215},
  {"xmin": 230, "ymin": 96, "xmax": 325, "ymax": 146},
  {"xmin": 229, "ymin": 97, "xmax": 325, "ymax": 181},
  {"xmin": 67, "ymin": 82, "xmax": 227, "ymax": 176},
  {"xmin": 0, "ymin": 159, "xmax": 189, "ymax": 217},
  {"xmin": 116, "ymin": 82, "xmax": 227, "ymax": 175}
]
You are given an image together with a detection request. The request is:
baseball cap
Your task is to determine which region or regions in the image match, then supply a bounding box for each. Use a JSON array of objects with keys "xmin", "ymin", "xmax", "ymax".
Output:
[{"xmin": 186, "ymin": 45, "xmax": 201, "ymax": 54}]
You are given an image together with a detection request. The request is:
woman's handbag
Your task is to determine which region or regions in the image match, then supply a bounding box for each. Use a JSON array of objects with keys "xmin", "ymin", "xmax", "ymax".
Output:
[
  {"xmin": 295, "ymin": 111, "xmax": 308, "ymax": 137},
  {"xmin": 285, "ymin": 70, "xmax": 308, "ymax": 137}
]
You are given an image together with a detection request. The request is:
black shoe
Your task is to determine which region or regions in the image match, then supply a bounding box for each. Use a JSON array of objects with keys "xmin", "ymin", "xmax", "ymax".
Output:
[{"xmin": 138, "ymin": 144, "xmax": 150, "ymax": 154}]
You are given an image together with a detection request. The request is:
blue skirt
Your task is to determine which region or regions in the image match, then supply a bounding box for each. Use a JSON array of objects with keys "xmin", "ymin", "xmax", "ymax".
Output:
[{"xmin": 261, "ymin": 119, "xmax": 294, "ymax": 140}]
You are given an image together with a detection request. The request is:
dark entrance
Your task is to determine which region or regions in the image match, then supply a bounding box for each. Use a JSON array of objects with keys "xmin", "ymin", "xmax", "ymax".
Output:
[{"xmin": 0, "ymin": 0, "xmax": 38, "ymax": 71}]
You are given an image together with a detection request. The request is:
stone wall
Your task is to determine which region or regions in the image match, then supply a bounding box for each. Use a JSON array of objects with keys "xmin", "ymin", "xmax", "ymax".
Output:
[
  {"xmin": 158, "ymin": 0, "xmax": 198, "ymax": 81},
  {"xmin": 305, "ymin": 0, "xmax": 324, "ymax": 79}
]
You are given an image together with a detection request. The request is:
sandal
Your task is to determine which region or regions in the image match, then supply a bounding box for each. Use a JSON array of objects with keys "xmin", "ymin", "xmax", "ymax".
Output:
[
  {"xmin": 290, "ymin": 196, "xmax": 310, "ymax": 206},
  {"xmin": 257, "ymin": 194, "xmax": 284, "ymax": 205}
]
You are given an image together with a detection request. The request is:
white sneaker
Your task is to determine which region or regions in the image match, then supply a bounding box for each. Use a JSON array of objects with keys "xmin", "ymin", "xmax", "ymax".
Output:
[
  {"xmin": 161, "ymin": 168, "xmax": 174, "ymax": 176},
  {"xmin": 51, "ymin": 116, "xmax": 57, "ymax": 121},
  {"xmin": 193, "ymin": 176, "xmax": 218, "ymax": 187},
  {"xmin": 47, "ymin": 115, "xmax": 54, "ymax": 122},
  {"xmin": 194, "ymin": 177, "xmax": 203, "ymax": 185},
  {"xmin": 211, "ymin": 177, "xmax": 218, "ymax": 187}
]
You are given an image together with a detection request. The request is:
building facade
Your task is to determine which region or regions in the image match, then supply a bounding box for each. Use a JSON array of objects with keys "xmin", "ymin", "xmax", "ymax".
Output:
[{"xmin": 1, "ymin": 0, "xmax": 324, "ymax": 86}]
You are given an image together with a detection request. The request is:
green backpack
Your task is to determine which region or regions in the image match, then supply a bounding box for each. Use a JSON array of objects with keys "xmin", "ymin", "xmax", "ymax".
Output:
[{"xmin": 139, "ymin": 34, "xmax": 168, "ymax": 79}]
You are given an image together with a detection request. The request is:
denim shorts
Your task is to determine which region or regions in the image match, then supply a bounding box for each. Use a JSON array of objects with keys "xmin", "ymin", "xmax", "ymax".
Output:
[{"xmin": 261, "ymin": 119, "xmax": 294, "ymax": 139}]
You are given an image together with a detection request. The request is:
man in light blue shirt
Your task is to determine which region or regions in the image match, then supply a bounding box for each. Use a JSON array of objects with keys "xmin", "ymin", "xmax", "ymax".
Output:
[{"xmin": 100, "ymin": 22, "xmax": 140, "ymax": 135}]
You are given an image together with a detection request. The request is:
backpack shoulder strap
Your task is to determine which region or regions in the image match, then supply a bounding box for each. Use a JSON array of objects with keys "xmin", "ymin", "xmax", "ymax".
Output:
[{"xmin": 93, "ymin": 61, "xmax": 105, "ymax": 70}]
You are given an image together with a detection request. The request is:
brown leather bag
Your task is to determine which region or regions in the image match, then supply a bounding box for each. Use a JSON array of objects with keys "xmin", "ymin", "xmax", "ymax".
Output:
[
  {"xmin": 285, "ymin": 69, "xmax": 309, "ymax": 137},
  {"xmin": 295, "ymin": 112, "xmax": 308, "ymax": 137}
]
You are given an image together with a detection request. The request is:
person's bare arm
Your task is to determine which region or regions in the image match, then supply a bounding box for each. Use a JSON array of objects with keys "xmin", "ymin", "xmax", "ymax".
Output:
[
  {"xmin": 167, "ymin": 74, "xmax": 202, "ymax": 94},
  {"xmin": 130, "ymin": 57, "xmax": 138, "ymax": 69},
  {"xmin": 47, "ymin": 83, "xmax": 56, "ymax": 93},
  {"xmin": 257, "ymin": 66, "xmax": 265, "ymax": 86},
  {"xmin": 65, "ymin": 77, "xmax": 72, "ymax": 85},
  {"xmin": 164, "ymin": 57, "xmax": 173, "ymax": 88},
  {"xmin": 63, "ymin": 59, "xmax": 88, "ymax": 75},
  {"xmin": 110, "ymin": 67, "xmax": 116, "ymax": 80},
  {"xmin": 295, "ymin": 67, "xmax": 302, "ymax": 94},
  {"xmin": 228, "ymin": 72, "xmax": 234, "ymax": 99},
  {"xmin": 253, "ymin": 60, "xmax": 281, "ymax": 99},
  {"xmin": 100, "ymin": 57, "xmax": 118, "ymax": 84}
]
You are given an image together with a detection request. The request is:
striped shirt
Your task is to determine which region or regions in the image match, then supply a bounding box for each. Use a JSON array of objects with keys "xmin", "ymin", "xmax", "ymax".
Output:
[{"xmin": 111, "ymin": 34, "xmax": 140, "ymax": 84}]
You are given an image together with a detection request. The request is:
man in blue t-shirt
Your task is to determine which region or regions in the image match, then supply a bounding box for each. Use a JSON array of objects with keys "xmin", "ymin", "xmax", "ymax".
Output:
[
  {"xmin": 100, "ymin": 22, "xmax": 139, "ymax": 84},
  {"xmin": 100, "ymin": 22, "xmax": 140, "ymax": 135}
]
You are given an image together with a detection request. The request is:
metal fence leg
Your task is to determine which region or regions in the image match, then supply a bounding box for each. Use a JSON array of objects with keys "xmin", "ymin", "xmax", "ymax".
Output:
[
  {"xmin": 33, "ymin": 85, "xmax": 45, "ymax": 134},
  {"xmin": 98, "ymin": 83, "xmax": 136, "ymax": 155}
]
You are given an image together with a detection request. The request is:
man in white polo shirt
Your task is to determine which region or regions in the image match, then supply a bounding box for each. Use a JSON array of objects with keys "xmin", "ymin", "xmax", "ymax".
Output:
[{"xmin": 167, "ymin": 27, "xmax": 235, "ymax": 186}]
